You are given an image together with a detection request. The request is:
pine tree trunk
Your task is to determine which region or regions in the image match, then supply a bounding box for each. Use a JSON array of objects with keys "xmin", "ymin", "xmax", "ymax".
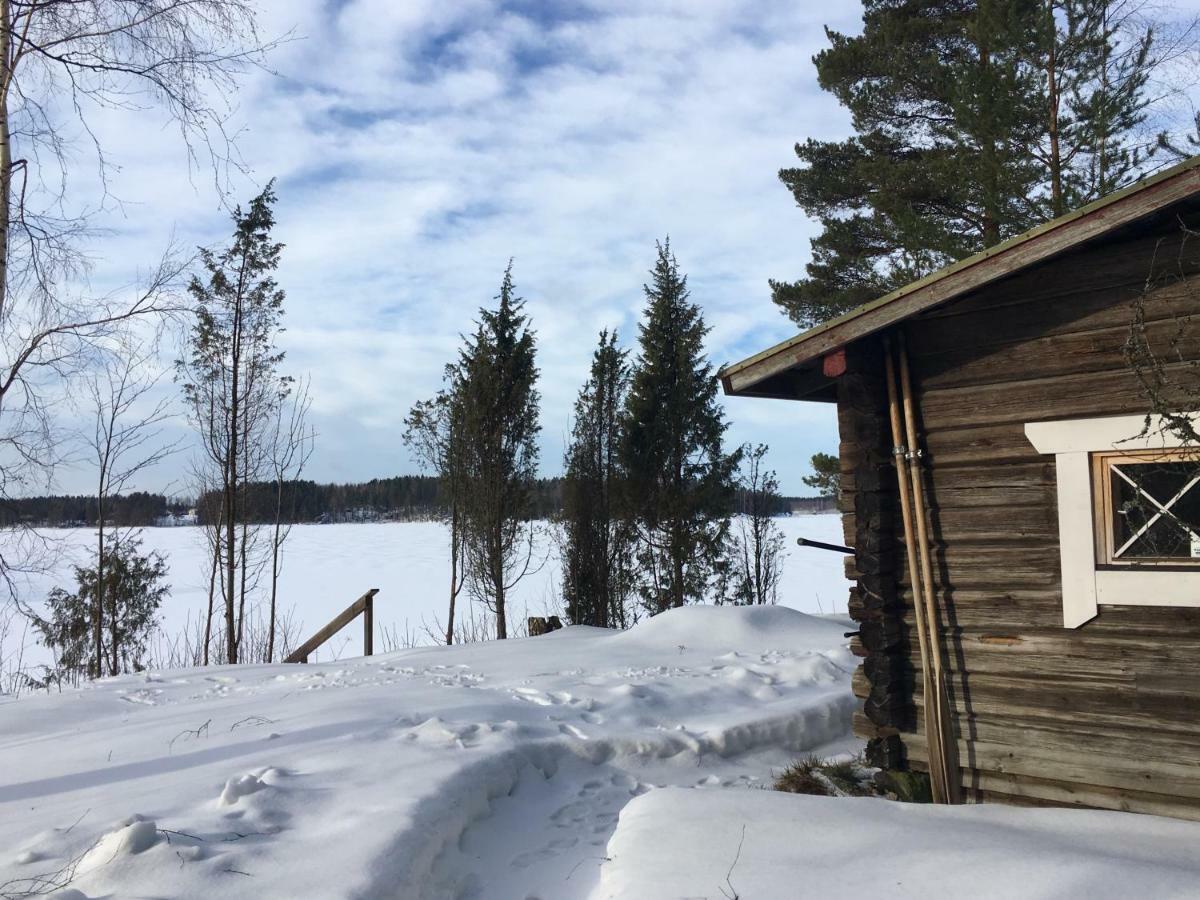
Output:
[
  {"xmin": 1046, "ymin": 3, "xmax": 1063, "ymax": 217},
  {"xmin": 977, "ymin": 27, "xmax": 1001, "ymax": 246}
]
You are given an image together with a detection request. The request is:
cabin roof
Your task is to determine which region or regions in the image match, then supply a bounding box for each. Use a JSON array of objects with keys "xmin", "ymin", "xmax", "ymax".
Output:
[{"xmin": 721, "ymin": 154, "xmax": 1200, "ymax": 402}]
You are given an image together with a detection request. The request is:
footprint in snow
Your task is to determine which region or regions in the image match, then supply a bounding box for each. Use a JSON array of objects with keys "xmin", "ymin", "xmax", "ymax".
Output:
[{"xmin": 557, "ymin": 723, "xmax": 589, "ymax": 740}]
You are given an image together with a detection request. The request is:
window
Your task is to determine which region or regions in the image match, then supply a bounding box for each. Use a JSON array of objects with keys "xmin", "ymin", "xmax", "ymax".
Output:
[
  {"xmin": 1092, "ymin": 450, "xmax": 1200, "ymax": 567},
  {"xmin": 1025, "ymin": 413, "xmax": 1200, "ymax": 628}
]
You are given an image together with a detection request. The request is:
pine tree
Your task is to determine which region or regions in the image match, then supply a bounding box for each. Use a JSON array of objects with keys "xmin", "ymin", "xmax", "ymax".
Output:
[
  {"xmin": 561, "ymin": 330, "xmax": 636, "ymax": 628},
  {"xmin": 1025, "ymin": 0, "xmax": 1160, "ymax": 216},
  {"xmin": 803, "ymin": 452, "xmax": 842, "ymax": 498},
  {"xmin": 458, "ymin": 263, "xmax": 541, "ymax": 640},
  {"xmin": 772, "ymin": 0, "xmax": 1177, "ymax": 327},
  {"xmin": 622, "ymin": 241, "xmax": 740, "ymax": 614}
]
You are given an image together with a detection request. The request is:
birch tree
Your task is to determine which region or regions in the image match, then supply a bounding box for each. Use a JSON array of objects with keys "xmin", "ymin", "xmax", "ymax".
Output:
[{"xmin": 0, "ymin": 0, "xmax": 274, "ymax": 594}]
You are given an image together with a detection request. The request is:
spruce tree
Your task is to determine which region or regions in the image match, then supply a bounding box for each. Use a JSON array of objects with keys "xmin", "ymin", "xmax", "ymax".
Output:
[
  {"xmin": 561, "ymin": 330, "xmax": 635, "ymax": 628},
  {"xmin": 35, "ymin": 535, "xmax": 168, "ymax": 684},
  {"xmin": 458, "ymin": 263, "xmax": 541, "ymax": 640},
  {"xmin": 772, "ymin": 0, "xmax": 1175, "ymax": 327},
  {"xmin": 622, "ymin": 241, "xmax": 740, "ymax": 614}
]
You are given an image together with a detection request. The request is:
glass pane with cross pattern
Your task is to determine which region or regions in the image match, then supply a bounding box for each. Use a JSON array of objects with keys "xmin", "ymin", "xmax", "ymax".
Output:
[{"xmin": 1112, "ymin": 460, "xmax": 1200, "ymax": 560}]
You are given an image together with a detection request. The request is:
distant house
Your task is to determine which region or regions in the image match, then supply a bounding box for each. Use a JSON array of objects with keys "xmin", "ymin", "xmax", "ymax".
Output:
[
  {"xmin": 155, "ymin": 509, "xmax": 198, "ymax": 527},
  {"xmin": 722, "ymin": 156, "xmax": 1200, "ymax": 817},
  {"xmin": 783, "ymin": 496, "xmax": 837, "ymax": 515}
]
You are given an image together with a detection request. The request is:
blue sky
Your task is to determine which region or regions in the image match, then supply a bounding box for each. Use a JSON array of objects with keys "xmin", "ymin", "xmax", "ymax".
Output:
[
  {"xmin": 67, "ymin": 0, "xmax": 863, "ymax": 496},
  {"xmin": 61, "ymin": 0, "xmax": 1200, "ymax": 497}
]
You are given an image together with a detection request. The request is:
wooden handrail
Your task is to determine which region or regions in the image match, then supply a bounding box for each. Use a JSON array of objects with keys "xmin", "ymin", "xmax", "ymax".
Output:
[{"xmin": 284, "ymin": 588, "xmax": 379, "ymax": 663}]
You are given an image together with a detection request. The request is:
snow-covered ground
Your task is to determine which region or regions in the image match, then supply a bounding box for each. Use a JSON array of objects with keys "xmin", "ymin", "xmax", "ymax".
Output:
[
  {"xmin": 4, "ymin": 515, "xmax": 851, "ymax": 672},
  {"xmin": 598, "ymin": 788, "xmax": 1200, "ymax": 900},
  {"xmin": 0, "ymin": 605, "xmax": 857, "ymax": 899},
  {"xmin": 6, "ymin": 567, "xmax": 1200, "ymax": 898}
]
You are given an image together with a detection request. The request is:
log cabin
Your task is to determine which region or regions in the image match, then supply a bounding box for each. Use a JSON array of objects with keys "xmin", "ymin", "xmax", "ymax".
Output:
[{"xmin": 721, "ymin": 154, "xmax": 1200, "ymax": 817}]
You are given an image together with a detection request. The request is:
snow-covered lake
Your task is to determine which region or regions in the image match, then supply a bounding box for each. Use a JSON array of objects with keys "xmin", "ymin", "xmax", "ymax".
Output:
[{"xmin": 4, "ymin": 515, "xmax": 851, "ymax": 671}]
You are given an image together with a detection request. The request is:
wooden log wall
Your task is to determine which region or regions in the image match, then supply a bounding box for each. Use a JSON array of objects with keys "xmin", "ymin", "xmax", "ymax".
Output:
[
  {"xmin": 837, "ymin": 337, "xmax": 909, "ymax": 769},
  {"xmin": 844, "ymin": 211, "xmax": 1200, "ymax": 818}
]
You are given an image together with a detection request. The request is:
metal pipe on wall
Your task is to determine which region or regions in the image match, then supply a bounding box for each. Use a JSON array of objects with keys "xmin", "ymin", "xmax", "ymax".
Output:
[
  {"xmin": 898, "ymin": 331, "xmax": 961, "ymax": 804},
  {"xmin": 884, "ymin": 336, "xmax": 950, "ymax": 804}
]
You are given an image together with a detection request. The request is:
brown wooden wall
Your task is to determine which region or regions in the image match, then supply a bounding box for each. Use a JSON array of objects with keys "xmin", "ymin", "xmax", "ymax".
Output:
[{"xmin": 843, "ymin": 214, "xmax": 1200, "ymax": 818}]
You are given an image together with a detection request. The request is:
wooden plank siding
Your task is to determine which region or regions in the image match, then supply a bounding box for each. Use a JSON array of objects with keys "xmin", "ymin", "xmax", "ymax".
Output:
[{"xmin": 844, "ymin": 216, "xmax": 1200, "ymax": 815}]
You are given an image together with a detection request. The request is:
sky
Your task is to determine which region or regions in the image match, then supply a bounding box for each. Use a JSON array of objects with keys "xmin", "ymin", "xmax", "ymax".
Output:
[
  {"xmin": 50, "ymin": 0, "xmax": 1198, "ymax": 498},
  {"xmin": 51, "ymin": 0, "xmax": 861, "ymax": 497}
]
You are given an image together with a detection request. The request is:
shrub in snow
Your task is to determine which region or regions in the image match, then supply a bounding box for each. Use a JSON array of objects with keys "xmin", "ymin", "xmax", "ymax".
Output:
[
  {"xmin": 32, "ymin": 534, "xmax": 168, "ymax": 685},
  {"xmin": 774, "ymin": 756, "xmax": 876, "ymax": 798}
]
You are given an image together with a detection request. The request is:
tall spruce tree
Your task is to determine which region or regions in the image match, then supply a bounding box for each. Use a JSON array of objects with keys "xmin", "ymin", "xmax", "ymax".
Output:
[
  {"xmin": 622, "ymin": 241, "xmax": 740, "ymax": 614},
  {"xmin": 561, "ymin": 330, "xmax": 635, "ymax": 629},
  {"xmin": 458, "ymin": 263, "xmax": 541, "ymax": 640},
  {"xmin": 773, "ymin": 0, "xmax": 1179, "ymax": 327}
]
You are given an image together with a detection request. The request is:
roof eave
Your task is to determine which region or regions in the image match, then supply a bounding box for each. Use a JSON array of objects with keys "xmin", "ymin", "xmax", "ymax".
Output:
[{"xmin": 722, "ymin": 155, "xmax": 1200, "ymax": 398}]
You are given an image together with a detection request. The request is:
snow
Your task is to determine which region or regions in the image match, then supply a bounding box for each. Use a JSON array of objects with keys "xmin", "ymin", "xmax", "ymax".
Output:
[
  {"xmin": 5, "ymin": 560, "xmax": 1200, "ymax": 898},
  {"xmin": 596, "ymin": 788, "xmax": 1200, "ymax": 900},
  {"xmin": 4, "ymin": 514, "xmax": 851, "ymax": 672},
  {"xmin": 0, "ymin": 605, "xmax": 858, "ymax": 899}
]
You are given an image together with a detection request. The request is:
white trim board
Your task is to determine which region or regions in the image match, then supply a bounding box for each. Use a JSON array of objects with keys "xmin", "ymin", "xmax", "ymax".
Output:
[
  {"xmin": 1026, "ymin": 412, "xmax": 1200, "ymax": 454},
  {"xmin": 1025, "ymin": 413, "xmax": 1200, "ymax": 628}
]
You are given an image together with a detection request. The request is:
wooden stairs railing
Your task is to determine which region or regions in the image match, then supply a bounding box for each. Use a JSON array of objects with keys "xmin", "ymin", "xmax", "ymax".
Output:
[{"xmin": 284, "ymin": 588, "xmax": 379, "ymax": 664}]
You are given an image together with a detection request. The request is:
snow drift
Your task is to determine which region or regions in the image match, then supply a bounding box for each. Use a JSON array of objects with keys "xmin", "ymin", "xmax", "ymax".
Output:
[
  {"xmin": 0, "ymin": 605, "xmax": 856, "ymax": 900},
  {"xmin": 596, "ymin": 787, "xmax": 1200, "ymax": 900}
]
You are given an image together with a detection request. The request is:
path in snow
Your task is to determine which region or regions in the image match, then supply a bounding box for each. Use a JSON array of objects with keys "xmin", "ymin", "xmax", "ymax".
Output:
[{"xmin": 0, "ymin": 606, "xmax": 857, "ymax": 900}]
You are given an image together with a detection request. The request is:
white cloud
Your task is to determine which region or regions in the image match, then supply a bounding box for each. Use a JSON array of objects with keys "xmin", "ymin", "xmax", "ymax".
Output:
[{"xmin": 51, "ymin": 0, "xmax": 880, "ymax": 494}]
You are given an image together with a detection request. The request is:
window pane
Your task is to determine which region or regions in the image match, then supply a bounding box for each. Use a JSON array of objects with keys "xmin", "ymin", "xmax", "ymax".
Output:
[{"xmin": 1112, "ymin": 461, "xmax": 1200, "ymax": 560}]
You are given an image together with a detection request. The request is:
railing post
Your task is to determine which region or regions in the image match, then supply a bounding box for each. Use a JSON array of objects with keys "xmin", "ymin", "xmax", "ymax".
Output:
[
  {"xmin": 284, "ymin": 588, "xmax": 379, "ymax": 664},
  {"xmin": 364, "ymin": 591, "xmax": 374, "ymax": 657}
]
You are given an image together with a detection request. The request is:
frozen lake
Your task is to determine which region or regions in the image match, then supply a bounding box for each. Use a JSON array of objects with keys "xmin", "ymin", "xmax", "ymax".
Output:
[{"xmin": 3, "ymin": 515, "xmax": 850, "ymax": 671}]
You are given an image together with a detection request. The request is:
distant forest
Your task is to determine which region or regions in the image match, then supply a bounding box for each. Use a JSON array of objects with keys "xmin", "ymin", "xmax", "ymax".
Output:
[{"xmin": 5, "ymin": 475, "xmax": 813, "ymax": 528}]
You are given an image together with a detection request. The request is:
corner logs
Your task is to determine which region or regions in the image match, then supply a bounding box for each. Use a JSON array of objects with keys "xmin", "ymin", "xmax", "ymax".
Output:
[{"xmin": 838, "ymin": 337, "xmax": 910, "ymax": 771}]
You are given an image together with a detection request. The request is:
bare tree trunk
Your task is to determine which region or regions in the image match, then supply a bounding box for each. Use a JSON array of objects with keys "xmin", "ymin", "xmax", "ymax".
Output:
[
  {"xmin": 495, "ymin": 583, "xmax": 506, "ymax": 639},
  {"xmin": 446, "ymin": 501, "xmax": 459, "ymax": 645},
  {"xmin": 238, "ymin": 516, "xmax": 248, "ymax": 654},
  {"xmin": 95, "ymin": 499, "xmax": 105, "ymax": 677},
  {"xmin": 268, "ymin": 479, "xmax": 283, "ymax": 663},
  {"xmin": 225, "ymin": 318, "xmax": 241, "ymax": 664},
  {"xmin": 204, "ymin": 520, "xmax": 219, "ymax": 665},
  {"xmin": 0, "ymin": 0, "xmax": 11, "ymax": 328}
]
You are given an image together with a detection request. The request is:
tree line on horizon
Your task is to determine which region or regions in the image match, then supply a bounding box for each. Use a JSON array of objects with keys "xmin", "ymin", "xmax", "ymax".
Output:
[{"xmin": 0, "ymin": 474, "xmax": 807, "ymax": 530}]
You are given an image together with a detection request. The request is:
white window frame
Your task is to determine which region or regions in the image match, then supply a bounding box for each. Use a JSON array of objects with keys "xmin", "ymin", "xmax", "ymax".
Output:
[{"xmin": 1025, "ymin": 412, "xmax": 1200, "ymax": 628}]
